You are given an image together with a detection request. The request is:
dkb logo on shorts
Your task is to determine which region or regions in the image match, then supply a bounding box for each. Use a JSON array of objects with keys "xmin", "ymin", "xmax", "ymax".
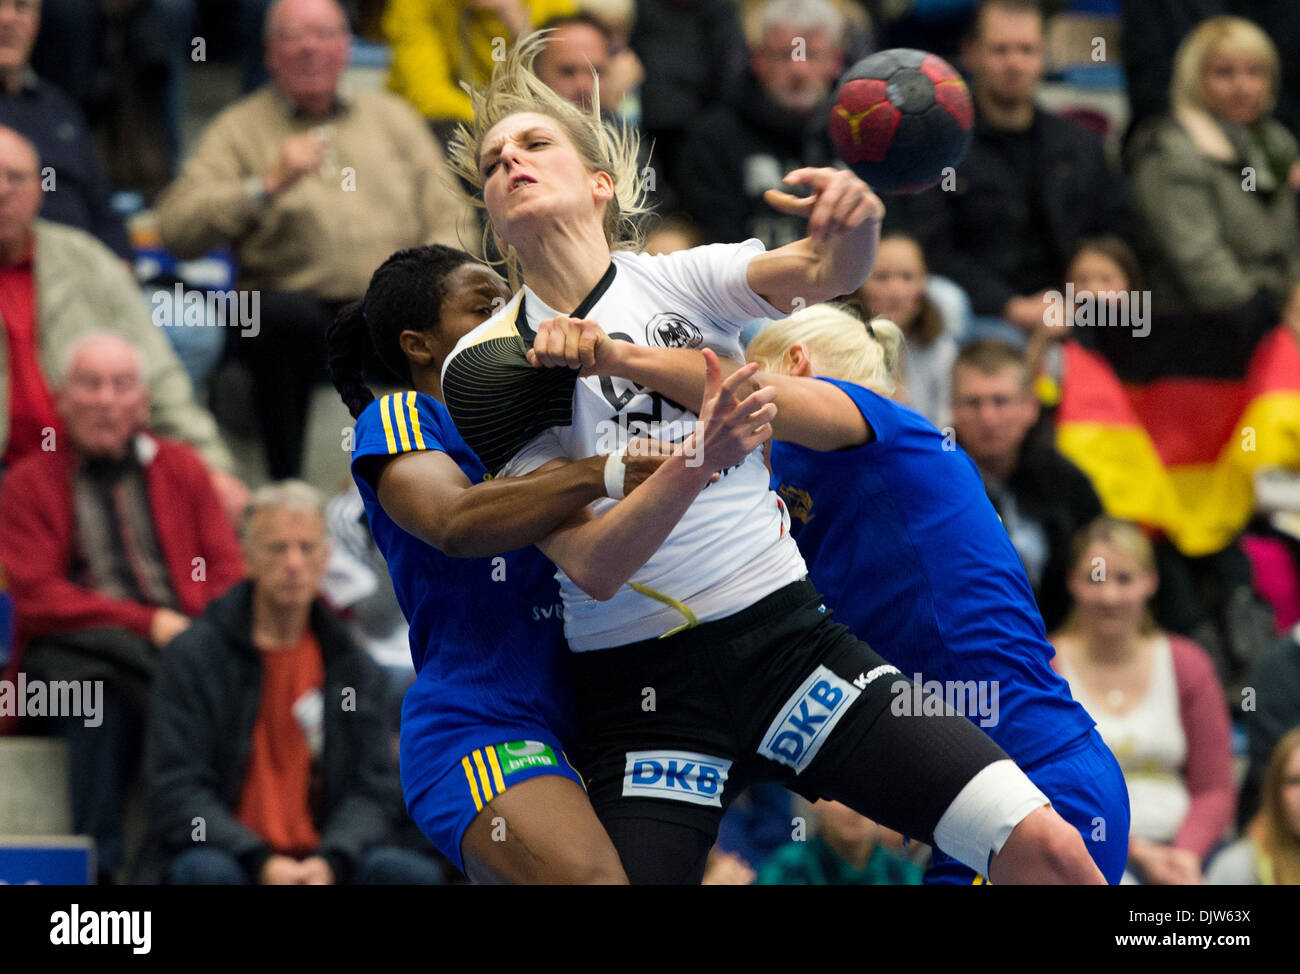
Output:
[
  {"xmin": 758, "ymin": 666, "xmax": 861, "ymax": 773},
  {"xmin": 622, "ymin": 750, "xmax": 732, "ymax": 807}
]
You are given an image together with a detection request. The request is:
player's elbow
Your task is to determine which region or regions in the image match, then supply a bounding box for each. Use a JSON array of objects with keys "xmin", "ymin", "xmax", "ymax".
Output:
[{"xmin": 566, "ymin": 564, "xmax": 620, "ymax": 602}]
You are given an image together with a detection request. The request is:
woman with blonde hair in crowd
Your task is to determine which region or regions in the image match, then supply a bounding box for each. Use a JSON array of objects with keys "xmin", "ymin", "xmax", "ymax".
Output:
[
  {"xmin": 1052, "ymin": 516, "xmax": 1236, "ymax": 884},
  {"xmin": 1126, "ymin": 15, "xmax": 1300, "ymax": 317},
  {"xmin": 1208, "ymin": 725, "xmax": 1300, "ymax": 884},
  {"xmin": 578, "ymin": 301, "xmax": 1127, "ymax": 883}
]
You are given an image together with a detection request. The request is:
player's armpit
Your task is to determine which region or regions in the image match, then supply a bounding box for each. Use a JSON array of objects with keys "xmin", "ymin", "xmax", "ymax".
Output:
[{"xmin": 375, "ymin": 449, "xmax": 607, "ymax": 558}]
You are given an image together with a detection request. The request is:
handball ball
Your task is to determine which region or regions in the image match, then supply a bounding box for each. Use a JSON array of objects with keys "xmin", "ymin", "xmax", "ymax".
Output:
[{"xmin": 829, "ymin": 48, "xmax": 973, "ymax": 194}]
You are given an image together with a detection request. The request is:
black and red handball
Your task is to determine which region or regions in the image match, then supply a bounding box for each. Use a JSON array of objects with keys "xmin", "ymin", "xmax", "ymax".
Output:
[{"xmin": 828, "ymin": 48, "xmax": 974, "ymax": 194}]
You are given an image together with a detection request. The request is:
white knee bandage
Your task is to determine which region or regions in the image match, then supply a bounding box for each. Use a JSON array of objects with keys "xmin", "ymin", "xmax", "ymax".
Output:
[{"xmin": 933, "ymin": 759, "xmax": 1050, "ymax": 879}]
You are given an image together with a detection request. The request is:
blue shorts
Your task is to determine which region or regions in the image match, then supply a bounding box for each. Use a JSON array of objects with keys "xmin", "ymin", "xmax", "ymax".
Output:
[
  {"xmin": 402, "ymin": 733, "xmax": 586, "ymax": 876},
  {"xmin": 924, "ymin": 728, "xmax": 1130, "ymax": 884}
]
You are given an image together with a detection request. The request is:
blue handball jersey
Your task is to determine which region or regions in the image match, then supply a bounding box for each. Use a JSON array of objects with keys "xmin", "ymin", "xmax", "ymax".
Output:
[
  {"xmin": 769, "ymin": 378, "xmax": 1095, "ymax": 768},
  {"xmin": 351, "ymin": 391, "xmax": 578, "ymax": 761}
]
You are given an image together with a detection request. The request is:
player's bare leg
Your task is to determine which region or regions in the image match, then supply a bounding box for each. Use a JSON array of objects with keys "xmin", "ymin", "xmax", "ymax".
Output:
[
  {"xmin": 460, "ymin": 775, "xmax": 628, "ymax": 884},
  {"xmin": 989, "ymin": 805, "xmax": 1106, "ymax": 885}
]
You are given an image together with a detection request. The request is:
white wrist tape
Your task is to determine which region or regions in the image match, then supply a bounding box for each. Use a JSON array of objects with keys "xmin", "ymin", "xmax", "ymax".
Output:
[{"xmin": 604, "ymin": 447, "xmax": 627, "ymax": 499}]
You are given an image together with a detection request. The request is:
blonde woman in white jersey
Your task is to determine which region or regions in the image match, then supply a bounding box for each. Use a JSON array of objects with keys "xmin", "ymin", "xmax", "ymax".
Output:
[{"xmin": 438, "ymin": 32, "xmax": 1103, "ymax": 885}]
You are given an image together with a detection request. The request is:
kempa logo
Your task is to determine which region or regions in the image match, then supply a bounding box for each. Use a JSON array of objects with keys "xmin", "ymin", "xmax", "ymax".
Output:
[
  {"xmin": 0, "ymin": 675, "xmax": 102, "ymax": 727},
  {"xmin": 50, "ymin": 905, "xmax": 151, "ymax": 954},
  {"xmin": 150, "ymin": 283, "xmax": 260, "ymax": 338},
  {"xmin": 890, "ymin": 674, "xmax": 1000, "ymax": 728},
  {"xmin": 1042, "ymin": 284, "xmax": 1151, "ymax": 338}
]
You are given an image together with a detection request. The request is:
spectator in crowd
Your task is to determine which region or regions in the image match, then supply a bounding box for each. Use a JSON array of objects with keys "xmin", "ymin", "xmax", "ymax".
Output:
[
  {"xmin": 759, "ymin": 800, "xmax": 924, "ymax": 885},
  {"xmin": 892, "ymin": 0, "xmax": 1125, "ymax": 339},
  {"xmin": 843, "ymin": 231, "xmax": 961, "ymax": 429},
  {"xmin": 383, "ymin": 0, "xmax": 577, "ymax": 140},
  {"xmin": 951, "ymin": 339, "xmax": 1102, "ymax": 631},
  {"xmin": 534, "ymin": 11, "xmax": 644, "ymax": 116},
  {"xmin": 1027, "ymin": 235, "xmax": 1144, "ymax": 398},
  {"xmin": 1239, "ymin": 625, "xmax": 1300, "ymax": 826},
  {"xmin": 1053, "ymin": 516, "xmax": 1236, "ymax": 885},
  {"xmin": 1122, "ymin": 1, "xmax": 1300, "ymax": 148},
  {"xmin": 156, "ymin": 0, "xmax": 475, "ymax": 481},
  {"xmin": 533, "ymin": 12, "xmax": 611, "ymax": 113},
  {"xmin": 143, "ymin": 480, "xmax": 444, "ymax": 885},
  {"xmin": 643, "ymin": 212, "xmax": 706, "ymax": 255},
  {"xmin": 1125, "ymin": 16, "xmax": 1300, "ymax": 319},
  {"xmin": 1208, "ymin": 725, "xmax": 1300, "ymax": 884},
  {"xmin": 677, "ymin": 0, "xmax": 845, "ymax": 249},
  {"xmin": 28, "ymin": 0, "xmax": 193, "ymax": 195},
  {"xmin": 629, "ymin": 0, "xmax": 747, "ymax": 197},
  {"xmin": 0, "ymin": 126, "xmax": 241, "ymax": 501},
  {"xmin": 0, "ymin": 0, "xmax": 130, "ymax": 258},
  {"xmin": 0, "ymin": 333, "xmax": 245, "ymax": 883}
]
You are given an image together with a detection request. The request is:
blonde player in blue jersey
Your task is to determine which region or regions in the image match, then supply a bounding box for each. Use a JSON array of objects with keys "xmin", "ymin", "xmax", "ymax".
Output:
[
  {"xmin": 326, "ymin": 244, "xmax": 775, "ymax": 883},
  {"xmin": 529, "ymin": 302, "xmax": 1131, "ymax": 883}
]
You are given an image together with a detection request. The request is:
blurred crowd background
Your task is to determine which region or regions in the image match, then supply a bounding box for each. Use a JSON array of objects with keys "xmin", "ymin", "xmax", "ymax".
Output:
[{"xmin": 0, "ymin": 0, "xmax": 1298, "ymax": 886}]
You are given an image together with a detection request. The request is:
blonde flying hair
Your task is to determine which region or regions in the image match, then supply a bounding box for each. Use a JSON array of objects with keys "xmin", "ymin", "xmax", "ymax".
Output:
[
  {"xmin": 746, "ymin": 303, "xmax": 903, "ymax": 396},
  {"xmin": 1248, "ymin": 725, "xmax": 1300, "ymax": 885},
  {"xmin": 444, "ymin": 30, "xmax": 651, "ymax": 287},
  {"xmin": 1170, "ymin": 15, "xmax": 1279, "ymax": 115}
]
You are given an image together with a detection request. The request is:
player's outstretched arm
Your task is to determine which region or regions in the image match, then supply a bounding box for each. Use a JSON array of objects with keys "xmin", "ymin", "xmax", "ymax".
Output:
[
  {"xmin": 528, "ymin": 315, "xmax": 871, "ymax": 452},
  {"xmin": 536, "ymin": 352, "xmax": 777, "ymax": 601},
  {"xmin": 745, "ymin": 167, "xmax": 885, "ymax": 313},
  {"xmin": 372, "ymin": 448, "xmax": 664, "ymax": 559}
]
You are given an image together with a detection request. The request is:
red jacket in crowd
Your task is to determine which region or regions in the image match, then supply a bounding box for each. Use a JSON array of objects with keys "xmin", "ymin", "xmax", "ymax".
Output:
[{"xmin": 0, "ymin": 433, "xmax": 244, "ymax": 714}]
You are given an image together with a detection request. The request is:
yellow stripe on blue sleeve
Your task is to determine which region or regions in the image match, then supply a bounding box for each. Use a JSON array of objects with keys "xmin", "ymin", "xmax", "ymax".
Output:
[
  {"xmin": 461, "ymin": 755, "xmax": 484, "ymax": 812},
  {"xmin": 380, "ymin": 395, "xmax": 398, "ymax": 454},
  {"xmin": 473, "ymin": 749, "xmax": 495, "ymax": 801},
  {"xmin": 392, "ymin": 393, "xmax": 412, "ymax": 452},
  {"xmin": 405, "ymin": 391, "xmax": 426, "ymax": 450}
]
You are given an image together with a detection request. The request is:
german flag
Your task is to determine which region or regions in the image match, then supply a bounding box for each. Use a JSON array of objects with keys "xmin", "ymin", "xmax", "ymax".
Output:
[{"xmin": 1055, "ymin": 326, "xmax": 1300, "ymax": 556}]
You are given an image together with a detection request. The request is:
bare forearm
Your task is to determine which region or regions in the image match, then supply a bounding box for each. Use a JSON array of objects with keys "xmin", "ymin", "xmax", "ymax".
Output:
[
  {"xmin": 609, "ymin": 345, "xmax": 867, "ymax": 450},
  {"xmin": 544, "ymin": 453, "xmax": 715, "ymax": 600},
  {"xmin": 436, "ymin": 457, "xmax": 606, "ymax": 557}
]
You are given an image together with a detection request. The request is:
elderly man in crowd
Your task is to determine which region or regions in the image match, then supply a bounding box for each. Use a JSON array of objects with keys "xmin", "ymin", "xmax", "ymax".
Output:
[
  {"xmin": 0, "ymin": 125, "xmax": 242, "ymax": 510},
  {"xmin": 0, "ymin": 332, "xmax": 245, "ymax": 883},
  {"xmin": 676, "ymin": 0, "xmax": 846, "ymax": 248},
  {"xmin": 156, "ymin": 0, "xmax": 474, "ymax": 480},
  {"xmin": 143, "ymin": 480, "xmax": 443, "ymax": 885}
]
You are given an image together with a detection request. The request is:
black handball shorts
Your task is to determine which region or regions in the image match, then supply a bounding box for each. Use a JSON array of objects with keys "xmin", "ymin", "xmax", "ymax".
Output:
[{"xmin": 569, "ymin": 579, "xmax": 1012, "ymax": 884}]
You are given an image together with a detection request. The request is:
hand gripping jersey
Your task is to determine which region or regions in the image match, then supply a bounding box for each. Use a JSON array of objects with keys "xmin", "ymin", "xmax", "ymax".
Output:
[
  {"xmin": 441, "ymin": 240, "xmax": 807, "ymax": 650},
  {"xmin": 350, "ymin": 391, "xmax": 578, "ymax": 770},
  {"xmin": 768, "ymin": 378, "xmax": 1097, "ymax": 768}
]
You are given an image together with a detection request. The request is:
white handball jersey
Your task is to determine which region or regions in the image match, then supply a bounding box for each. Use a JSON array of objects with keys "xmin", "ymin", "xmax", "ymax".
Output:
[{"xmin": 442, "ymin": 239, "xmax": 808, "ymax": 650}]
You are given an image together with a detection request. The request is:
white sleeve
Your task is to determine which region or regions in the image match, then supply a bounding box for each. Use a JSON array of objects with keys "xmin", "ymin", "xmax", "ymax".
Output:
[
  {"xmin": 498, "ymin": 426, "xmax": 567, "ymax": 478},
  {"xmin": 648, "ymin": 239, "xmax": 787, "ymax": 335}
]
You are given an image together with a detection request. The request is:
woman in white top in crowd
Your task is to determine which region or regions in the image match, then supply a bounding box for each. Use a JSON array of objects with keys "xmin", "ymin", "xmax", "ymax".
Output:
[{"xmin": 1052, "ymin": 516, "xmax": 1236, "ymax": 884}]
